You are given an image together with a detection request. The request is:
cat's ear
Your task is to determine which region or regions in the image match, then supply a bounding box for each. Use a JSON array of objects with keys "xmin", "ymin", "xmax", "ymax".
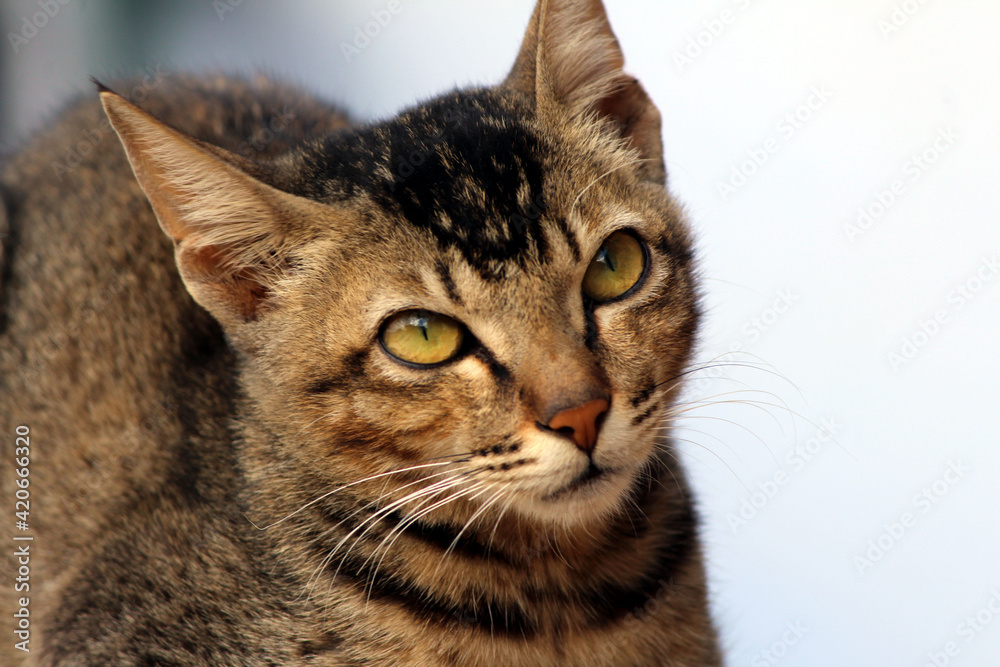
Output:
[
  {"xmin": 506, "ymin": 0, "xmax": 665, "ymax": 184},
  {"xmin": 100, "ymin": 88, "xmax": 322, "ymax": 331}
]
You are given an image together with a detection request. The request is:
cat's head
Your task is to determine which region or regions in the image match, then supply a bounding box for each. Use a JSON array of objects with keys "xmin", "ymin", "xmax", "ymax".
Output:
[{"xmin": 102, "ymin": 0, "xmax": 699, "ymax": 529}]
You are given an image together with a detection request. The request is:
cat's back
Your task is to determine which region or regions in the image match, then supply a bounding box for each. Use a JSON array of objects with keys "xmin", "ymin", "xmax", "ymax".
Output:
[{"xmin": 0, "ymin": 75, "xmax": 349, "ymax": 661}]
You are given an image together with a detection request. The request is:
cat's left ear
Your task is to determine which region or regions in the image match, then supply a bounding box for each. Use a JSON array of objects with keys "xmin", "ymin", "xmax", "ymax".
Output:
[{"xmin": 506, "ymin": 0, "xmax": 665, "ymax": 184}]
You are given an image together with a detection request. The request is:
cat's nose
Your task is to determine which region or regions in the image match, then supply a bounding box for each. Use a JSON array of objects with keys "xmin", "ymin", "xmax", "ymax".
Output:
[{"xmin": 545, "ymin": 399, "xmax": 610, "ymax": 454}]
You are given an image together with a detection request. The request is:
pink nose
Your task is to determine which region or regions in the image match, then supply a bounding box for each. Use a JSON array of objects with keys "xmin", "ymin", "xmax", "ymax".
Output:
[{"xmin": 546, "ymin": 399, "xmax": 609, "ymax": 454}]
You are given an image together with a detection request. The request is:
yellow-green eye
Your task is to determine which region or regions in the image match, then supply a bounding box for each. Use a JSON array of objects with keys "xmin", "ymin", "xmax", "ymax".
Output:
[
  {"xmin": 381, "ymin": 310, "xmax": 465, "ymax": 366},
  {"xmin": 582, "ymin": 231, "xmax": 646, "ymax": 302}
]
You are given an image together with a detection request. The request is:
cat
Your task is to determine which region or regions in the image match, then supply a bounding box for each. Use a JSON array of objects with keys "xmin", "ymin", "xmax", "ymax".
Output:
[{"xmin": 0, "ymin": 0, "xmax": 722, "ymax": 664}]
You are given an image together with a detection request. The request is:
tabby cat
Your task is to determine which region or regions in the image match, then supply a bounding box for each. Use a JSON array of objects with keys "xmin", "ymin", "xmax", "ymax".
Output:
[{"xmin": 0, "ymin": 0, "xmax": 722, "ymax": 664}]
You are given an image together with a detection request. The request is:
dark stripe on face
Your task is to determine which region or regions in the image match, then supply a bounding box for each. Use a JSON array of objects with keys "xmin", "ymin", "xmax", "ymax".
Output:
[
  {"xmin": 319, "ymin": 425, "xmax": 428, "ymax": 461},
  {"xmin": 306, "ymin": 377, "xmax": 341, "ymax": 395},
  {"xmin": 435, "ymin": 260, "xmax": 463, "ymax": 305},
  {"xmin": 583, "ymin": 305, "xmax": 600, "ymax": 351},
  {"xmin": 630, "ymin": 381, "xmax": 657, "ymax": 408},
  {"xmin": 631, "ymin": 402, "xmax": 659, "ymax": 426},
  {"xmin": 552, "ymin": 216, "xmax": 581, "ymax": 263},
  {"xmin": 472, "ymin": 347, "xmax": 512, "ymax": 388},
  {"xmin": 305, "ymin": 348, "xmax": 369, "ymax": 395},
  {"xmin": 390, "ymin": 511, "xmax": 516, "ymax": 566},
  {"xmin": 298, "ymin": 634, "xmax": 342, "ymax": 657}
]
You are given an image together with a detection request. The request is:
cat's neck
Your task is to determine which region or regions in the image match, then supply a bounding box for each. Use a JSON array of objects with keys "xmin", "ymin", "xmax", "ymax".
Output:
[{"xmin": 242, "ymin": 418, "xmax": 696, "ymax": 624}]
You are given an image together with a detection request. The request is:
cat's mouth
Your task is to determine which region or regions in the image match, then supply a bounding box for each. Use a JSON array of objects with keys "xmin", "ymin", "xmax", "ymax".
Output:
[{"xmin": 543, "ymin": 461, "xmax": 615, "ymax": 501}]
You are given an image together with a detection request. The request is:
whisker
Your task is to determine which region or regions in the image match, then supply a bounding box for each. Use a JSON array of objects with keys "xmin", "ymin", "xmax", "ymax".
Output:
[
  {"xmin": 669, "ymin": 392, "xmax": 853, "ymax": 461},
  {"xmin": 646, "ymin": 449, "xmax": 687, "ymax": 500},
  {"xmin": 245, "ymin": 457, "xmax": 470, "ymax": 531},
  {"xmin": 365, "ymin": 481, "xmax": 494, "ymax": 604},
  {"xmin": 662, "ymin": 404, "xmax": 772, "ymax": 451},
  {"xmin": 654, "ymin": 436, "xmax": 751, "ymax": 493},
  {"xmin": 486, "ymin": 493, "xmax": 518, "ymax": 557},
  {"xmin": 441, "ymin": 486, "xmax": 507, "ymax": 563},
  {"xmin": 330, "ymin": 470, "xmax": 488, "ymax": 584},
  {"xmin": 298, "ymin": 465, "xmax": 483, "ymax": 599},
  {"xmin": 364, "ymin": 484, "xmax": 466, "ymax": 590},
  {"xmin": 302, "ymin": 469, "xmax": 481, "ymax": 601},
  {"xmin": 663, "ymin": 423, "xmax": 737, "ymax": 460},
  {"xmin": 679, "ymin": 387, "xmax": 799, "ymax": 439},
  {"xmin": 362, "ymin": 484, "xmax": 488, "ymax": 599},
  {"xmin": 569, "ymin": 157, "xmax": 647, "ymax": 220}
]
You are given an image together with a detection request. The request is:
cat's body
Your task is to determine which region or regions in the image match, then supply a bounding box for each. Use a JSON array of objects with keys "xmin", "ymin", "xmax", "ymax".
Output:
[{"xmin": 1, "ymin": 2, "xmax": 721, "ymax": 665}]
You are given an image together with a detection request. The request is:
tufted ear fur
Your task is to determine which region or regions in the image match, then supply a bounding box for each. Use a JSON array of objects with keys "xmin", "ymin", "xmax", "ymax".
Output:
[
  {"xmin": 506, "ymin": 0, "xmax": 666, "ymax": 184},
  {"xmin": 100, "ymin": 87, "xmax": 326, "ymax": 331}
]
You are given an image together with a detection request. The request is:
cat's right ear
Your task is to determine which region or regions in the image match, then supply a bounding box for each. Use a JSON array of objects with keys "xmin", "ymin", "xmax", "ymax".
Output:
[
  {"xmin": 100, "ymin": 88, "xmax": 325, "ymax": 332},
  {"xmin": 506, "ymin": 0, "xmax": 666, "ymax": 184}
]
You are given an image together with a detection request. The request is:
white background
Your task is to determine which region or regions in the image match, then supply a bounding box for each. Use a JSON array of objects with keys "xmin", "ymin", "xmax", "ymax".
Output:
[{"xmin": 3, "ymin": 1, "xmax": 999, "ymax": 665}]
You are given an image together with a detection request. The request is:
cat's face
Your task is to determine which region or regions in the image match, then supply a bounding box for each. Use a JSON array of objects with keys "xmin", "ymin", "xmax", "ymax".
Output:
[
  {"xmin": 237, "ymin": 89, "xmax": 698, "ymax": 526},
  {"xmin": 102, "ymin": 0, "xmax": 698, "ymax": 530}
]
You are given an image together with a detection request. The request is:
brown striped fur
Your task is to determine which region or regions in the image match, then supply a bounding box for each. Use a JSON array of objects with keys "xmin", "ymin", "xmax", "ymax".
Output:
[{"xmin": 0, "ymin": 1, "xmax": 721, "ymax": 664}]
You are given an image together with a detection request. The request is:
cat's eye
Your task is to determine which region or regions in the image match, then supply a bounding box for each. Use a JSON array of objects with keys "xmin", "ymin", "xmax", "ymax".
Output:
[
  {"xmin": 380, "ymin": 310, "xmax": 465, "ymax": 366},
  {"xmin": 582, "ymin": 230, "xmax": 647, "ymax": 303}
]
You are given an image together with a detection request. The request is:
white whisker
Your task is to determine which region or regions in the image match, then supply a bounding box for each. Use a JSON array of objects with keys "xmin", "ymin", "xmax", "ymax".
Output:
[{"xmin": 245, "ymin": 457, "xmax": 469, "ymax": 531}]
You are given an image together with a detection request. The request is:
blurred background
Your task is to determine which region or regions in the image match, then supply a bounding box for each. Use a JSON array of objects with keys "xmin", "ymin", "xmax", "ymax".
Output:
[{"xmin": 3, "ymin": 1, "xmax": 998, "ymax": 665}]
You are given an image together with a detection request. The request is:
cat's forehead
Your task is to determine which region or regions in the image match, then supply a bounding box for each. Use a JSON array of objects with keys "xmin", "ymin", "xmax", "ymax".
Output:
[{"xmin": 299, "ymin": 89, "xmax": 610, "ymax": 280}]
